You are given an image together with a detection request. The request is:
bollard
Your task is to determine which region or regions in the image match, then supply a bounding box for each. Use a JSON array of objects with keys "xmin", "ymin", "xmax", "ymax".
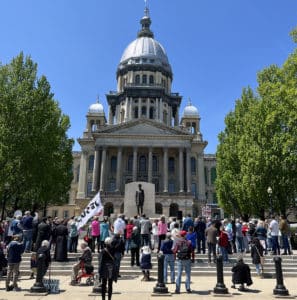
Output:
[
  {"xmin": 213, "ymin": 255, "xmax": 228, "ymax": 294},
  {"xmin": 273, "ymin": 256, "xmax": 289, "ymax": 296},
  {"xmin": 153, "ymin": 254, "xmax": 169, "ymax": 294},
  {"xmin": 30, "ymin": 253, "xmax": 48, "ymax": 293}
]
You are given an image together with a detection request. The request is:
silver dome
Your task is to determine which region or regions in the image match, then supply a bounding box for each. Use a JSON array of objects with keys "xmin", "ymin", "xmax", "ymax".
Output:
[
  {"xmin": 88, "ymin": 102, "xmax": 104, "ymax": 114},
  {"xmin": 119, "ymin": 37, "xmax": 172, "ymax": 74},
  {"xmin": 183, "ymin": 103, "xmax": 199, "ymax": 117}
]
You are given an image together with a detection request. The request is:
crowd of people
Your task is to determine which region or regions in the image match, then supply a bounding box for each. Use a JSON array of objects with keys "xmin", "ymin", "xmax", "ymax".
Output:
[{"xmin": 0, "ymin": 211, "xmax": 294, "ymax": 296}]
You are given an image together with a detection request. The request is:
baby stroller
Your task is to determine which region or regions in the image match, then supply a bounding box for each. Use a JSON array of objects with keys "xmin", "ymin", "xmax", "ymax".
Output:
[{"xmin": 75, "ymin": 261, "xmax": 95, "ymax": 285}]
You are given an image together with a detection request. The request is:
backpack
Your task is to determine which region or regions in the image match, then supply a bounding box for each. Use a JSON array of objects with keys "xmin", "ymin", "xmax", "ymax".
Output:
[{"xmin": 177, "ymin": 241, "xmax": 191, "ymax": 260}]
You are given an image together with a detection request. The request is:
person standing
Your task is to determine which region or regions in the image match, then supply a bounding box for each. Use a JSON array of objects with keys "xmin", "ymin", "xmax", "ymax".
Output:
[
  {"xmin": 100, "ymin": 217, "xmax": 110, "ymax": 250},
  {"xmin": 205, "ymin": 221, "xmax": 218, "ymax": 264},
  {"xmin": 35, "ymin": 217, "xmax": 51, "ymax": 251},
  {"xmin": 161, "ymin": 232, "xmax": 175, "ymax": 284},
  {"xmin": 251, "ymin": 237, "xmax": 264, "ymax": 276},
  {"xmin": 130, "ymin": 226, "xmax": 141, "ymax": 266},
  {"xmin": 279, "ymin": 215, "xmax": 291, "ymax": 255},
  {"xmin": 182, "ymin": 214, "xmax": 194, "ymax": 232},
  {"xmin": 269, "ymin": 216, "xmax": 280, "ymax": 255},
  {"xmin": 172, "ymin": 230, "xmax": 192, "ymax": 294},
  {"xmin": 194, "ymin": 216, "xmax": 206, "ymax": 254},
  {"xmin": 6, "ymin": 235, "xmax": 24, "ymax": 291},
  {"xmin": 99, "ymin": 237, "xmax": 117, "ymax": 300},
  {"xmin": 54, "ymin": 219, "xmax": 68, "ymax": 262},
  {"xmin": 139, "ymin": 214, "xmax": 152, "ymax": 247},
  {"xmin": 218, "ymin": 226, "xmax": 229, "ymax": 264},
  {"xmin": 157, "ymin": 216, "xmax": 167, "ymax": 252},
  {"xmin": 69, "ymin": 218, "xmax": 79, "ymax": 253},
  {"xmin": 21, "ymin": 211, "xmax": 33, "ymax": 252},
  {"xmin": 91, "ymin": 216, "xmax": 101, "ymax": 253},
  {"xmin": 235, "ymin": 219, "xmax": 244, "ymax": 253},
  {"xmin": 111, "ymin": 232, "xmax": 125, "ymax": 278},
  {"xmin": 140, "ymin": 245, "xmax": 152, "ymax": 281}
]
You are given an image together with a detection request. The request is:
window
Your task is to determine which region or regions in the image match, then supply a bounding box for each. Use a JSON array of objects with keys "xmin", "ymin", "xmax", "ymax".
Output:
[
  {"xmin": 152, "ymin": 155, "xmax": 158, "ymax": 173},
  {"xmin": 63, "ymin": 210, "xmax": 69, "ymax": 219},
  {"xmin": 191, "ymin": 157, "xmax": 196, "ymax": 174},
  {"xmin": 88, "ymin": 155, "xmax": 94, "ymax": 172},
  {"xmin": 142, "ymin": 74, "xmax": 147, "ymax": 84},
  {"xmin": 111, "ymin": 156, "xmax": 117, "ymax": 173},
  {"xmin": 127, "ymin": 155, "xmax": 133, "ymax": 172},
  {"xmin": 149, "ymin": 75, "xmax": 154, "ymax": 84},
  {"xmin": 169, "ymin": 203, "xmax": 178, "ymax": 217},
  {"xmin": 135, "ymin": 75, "xmax": 140, "ymax": 84},
  {"xmin": 191, "ymin": 183, "xmax": 197, "ymax": 198},
  {"xmin": 155, "ymin": 203, "xmax": 163, "ymax": 215},
  {"xmin": 87, "ymin": 181, "xmax": 92, "ymax": 196},
  {"xmin": 139, "ymin": 155, "xmax": 147, "ymax": 173},
  {"xmin": 211, "ymin": 167, "xmax": 217, "ymax": 184},
  {"xmin": 108, "ymin": 179, "xmax": 116, "ymax": 192},
  {"xmin": 168, "ymin": 181, "xmax": 175, "ymax": 193},
  {"xmin": 134, "ymin": 107, "xmax": 138, "ymax": 118},
  {"xmin": 141, "ymin": 106, "xmax": 146, "ymax": 116},
  {"xmin": 168, "ymin": 157, "xmax": 175, "ymax": 173}
]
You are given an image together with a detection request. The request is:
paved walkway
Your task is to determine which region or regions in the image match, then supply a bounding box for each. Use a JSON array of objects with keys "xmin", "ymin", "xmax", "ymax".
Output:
[{"xmin": 1, "ymin": 274, "xmax": 297, "ymax": 300}]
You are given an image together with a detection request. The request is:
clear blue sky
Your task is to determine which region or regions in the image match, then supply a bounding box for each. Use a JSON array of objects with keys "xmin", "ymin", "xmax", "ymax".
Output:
[{"xmin": 1, "ymin": 0, "xmax": 296, "ymax": 153}]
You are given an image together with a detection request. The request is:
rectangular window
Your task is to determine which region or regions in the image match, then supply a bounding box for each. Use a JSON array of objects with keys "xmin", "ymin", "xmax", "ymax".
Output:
[
  {"xmin": 52, "ymin": 210, "xmax": 58, "ymax": 218},
  {"xmin": 63, "ymin": 210, "xmax": 69, "ymax": 219}
]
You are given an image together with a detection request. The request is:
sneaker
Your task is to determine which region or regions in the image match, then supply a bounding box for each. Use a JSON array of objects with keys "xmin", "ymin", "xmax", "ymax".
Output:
[
  {"xmin": 13, "ymin": 287, "xmax": 21, "ymax": 292},
  {"xmin": 6, "ymin": 285, "xmax": 13, "ymax": 292},
  {"xmin": 70, "ymin": 280, "xmax": 78, "ymax": 286},
  {"xmin": 187, "ymin": 289, "xmax": 192, "ymax": 293},
  {"xmin": 175, "ymin": 290, "xmax": 180, "ymax": 294}
]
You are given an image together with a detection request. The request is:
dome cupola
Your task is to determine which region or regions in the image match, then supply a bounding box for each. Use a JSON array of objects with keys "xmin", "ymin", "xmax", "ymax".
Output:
[
  {"xmin": 183, "ymin": 99, "xmax": 199, "ymax": 117},
  {"xmin": 88, "ymin": 100, "xmax": 104, "ymax": 115}
]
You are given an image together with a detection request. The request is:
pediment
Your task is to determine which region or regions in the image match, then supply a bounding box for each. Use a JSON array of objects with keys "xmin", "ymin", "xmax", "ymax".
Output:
[{"xmin": 99, "ymin": 120, "xmax": 189, "ymax": 136}]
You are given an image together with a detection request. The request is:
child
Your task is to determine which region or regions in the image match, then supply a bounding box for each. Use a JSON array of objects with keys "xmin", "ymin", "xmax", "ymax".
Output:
[
  {"xmin": 186, "ymin": 226, "xmax": 196, "ymax": 262},
  {"xmin": 30, "ymin": 252, "xmax": 37, "ymax": 279},
  {"xmin": 140, "ymin": 246, "xmax": 152, "ymax": 281}
]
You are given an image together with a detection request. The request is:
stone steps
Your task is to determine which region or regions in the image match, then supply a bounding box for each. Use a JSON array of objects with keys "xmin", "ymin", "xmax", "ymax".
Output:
[{"xmin": 17, "ymin": 253, "xmax": 297, "ymax": 277}]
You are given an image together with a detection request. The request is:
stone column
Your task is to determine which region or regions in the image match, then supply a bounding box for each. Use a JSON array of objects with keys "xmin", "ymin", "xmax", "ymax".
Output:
[
  {"xmin": 115, "ymin": 147, "xmax": 122, "ymax": 192},
  {"xmin": 132, "ymin": 147, "xmax": 138, "ymax": 182},
  {"xmin": 99, "ymin": 147, "xmax": 107, "ymax": 192},
  {"xmin": 186, "ymin": 148, "xmax": 191, "ymax": 193},
  {"xmin": 148, "ymin": 147, "xmax": 153, "ymax": 183},
  {"xmin": 92, "ymin": 148, "xmax": 100, "ymax": 192},
  {"xmin": 174, "ymin": 107, "xmax": 179, "ymax": 126},
  {"xmin": 156, "ymin": 98, "xmax": 159, "ymax": 120},
  {"xmin": 163, "ymin": 147, "xmax": 168, "ymax": 192},
  {"xmin": 129, "ymin": 98, "xmax": 133, "ymax": 119},
  {"xmin": 179, "ymin": 148, "xmax": 184, "ymax": 193},
  {"xmin": 160, "ymin": 98, "xmax": 163, "ymax": 122},
  {"xmin": 124, "ymin": 97, "xmax": 128, "ymax": 121},
  {"xmin": 77, "ymin": 150, "xmax": 88, "ymax": 199},
  {"xmin": 108, "ymin": 106, "xmax": 113, "ymax": 124},
  {"xmin": 138, "ymin": 97, "xmax": 141, "ymax": 118},
  {"xmin": 146, "ymin": 98, "xmax": 150, "ymax": 118},
  {"xmin": 198, "ymin": 153, "xmax": 206, "ymax": 201}
]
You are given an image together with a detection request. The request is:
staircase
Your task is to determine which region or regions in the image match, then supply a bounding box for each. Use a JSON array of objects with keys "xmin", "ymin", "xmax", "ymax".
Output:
[{"xmin": 19, "ymin": 252, "xmax": 297, "ymax": 278}]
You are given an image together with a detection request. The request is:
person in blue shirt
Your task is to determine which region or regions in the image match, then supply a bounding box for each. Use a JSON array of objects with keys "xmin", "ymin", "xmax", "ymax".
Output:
[
  {"xmin": 186, "ymin": 226, "xmax": 197, "ymax": 262},
  {"xmin": 182, "ymin": 214, "xmax": 194, "ymax": 232},
  {"xmin": 160, "ymin": 232, "xmax": 175, "ymax": 284}
]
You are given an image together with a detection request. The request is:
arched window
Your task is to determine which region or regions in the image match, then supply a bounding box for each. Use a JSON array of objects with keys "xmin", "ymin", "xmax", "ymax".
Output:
[
  {"xmin": 88, "ymin": 155, "xmax": 94, "ymax": 171},
  {"xmin": 110, "ymin": 156, "xmax": 117, "ymax": 173},
  {"xmin": 127, "ymin": 155, "xmax": 133, "ymax": 172},
  {"xmin": 211, "ymin": 167, "xmax": 217, "ymax": 184},
  {"xmin": 191, "ymin": 157, "xmax": 196, "ymax": 174},
  {"xmin": 141, "ymin": 106, "xmax": 146, "ymax": 116},
  {"xmin": 155, "ymin": 203, "xmax": 163, "ymax": 215},
  {"xmin": 168, "ymin": 157, "xmax": 175, "ymax": 173},
  {"xmin": 152, "ymin": 155, "xmax": 158, "ymax": 173},
  {"xmin": 149, "ymin": 75, "xmax": 154, "ymax": 84},
  {"xmin": 134, "ymin": 107, "xmax": 138, "ymax": 118},
  {"xmin": 149, "ymin": 107, "xmax": 154, "ymax": 119},
  {"xmin": 104, "ymin": 202, "xmax": 114, "ymax": 217},
  {"xmin": 168, "ymin": 180, "xmax": 175, "ymax": 193},
  {"xmin": 135, "ymin": 74, "xmax": 140, "ymax": 84},
  {"xmin": 142, "ymin": 74, "xmax": 147, "ymax": 84},
  {"xmin": 139, "ymin": 155, "xmax": 147, "ymax": 173}
]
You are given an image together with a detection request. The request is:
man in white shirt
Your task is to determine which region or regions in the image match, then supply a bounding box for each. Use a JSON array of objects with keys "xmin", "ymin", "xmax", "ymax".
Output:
[
  {"xmin": 113, "ymin": 215, "xmax": 126, "ymax": 235},
  {"xmin": 269, "ymin": 216, "xmax": 280, "ymax": 255}
]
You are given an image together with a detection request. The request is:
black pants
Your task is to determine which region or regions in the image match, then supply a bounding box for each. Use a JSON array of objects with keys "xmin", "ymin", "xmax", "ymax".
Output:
[
  {"xmin": 130, "ymin": 248, "xmax": 139, "ymax": 266},
  {"xmin": 101, "ymin": 278, "xmax": 113, "ymax": 300},
  {"xmin": 158, "ymin": 234, "xmax": 166, "ymax": 251}
]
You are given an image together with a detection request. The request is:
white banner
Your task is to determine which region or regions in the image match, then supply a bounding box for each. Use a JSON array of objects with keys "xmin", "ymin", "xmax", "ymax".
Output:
[{"xmin": 75, "ymin": 192, "xmax": 103, "ymax": 230}]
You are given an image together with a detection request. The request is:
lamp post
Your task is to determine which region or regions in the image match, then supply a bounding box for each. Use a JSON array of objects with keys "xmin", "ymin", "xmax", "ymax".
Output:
[
  {"xmin": 267, "ymin": 186, "xmax": 273, "ymax": 217},
  {"xmin": 1, "ymin": 183, "xmax": 10, "ymax": 221}
]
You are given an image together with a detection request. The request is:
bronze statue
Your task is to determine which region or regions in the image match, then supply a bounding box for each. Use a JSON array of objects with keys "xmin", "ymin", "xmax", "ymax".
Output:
[{"xmin": 135, "ymin": 184, "xmax": 145, "ymax": 215}]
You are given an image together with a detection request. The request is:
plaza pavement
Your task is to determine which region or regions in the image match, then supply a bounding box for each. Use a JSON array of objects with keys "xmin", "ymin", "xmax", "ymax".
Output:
[{"xmin": 1, "ymin": 274, "xmax": 297, "ymax": 300}]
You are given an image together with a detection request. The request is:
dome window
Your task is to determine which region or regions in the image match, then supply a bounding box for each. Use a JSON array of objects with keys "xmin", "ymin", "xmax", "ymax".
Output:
[
  {"xmin": 149, "ymin": 75, "xmax": 154, "ymax": 84},
  {"xmin": 142, "ymin": 74, "xmax": 147, "ymax": 84},
  {"xmin": 142, "ymin": 58, "xmax": 147, "ymax": 63},
  {"xmin": 134, "ymin": 107, "xmax": 139, "ymax": 118},
  {"xmin": 135, "ymin": 75, "xmax": 140, "ymax": 84},
  {"xmin": 141, "ymin": 106, "xmax": 147, "ymax": 116}
]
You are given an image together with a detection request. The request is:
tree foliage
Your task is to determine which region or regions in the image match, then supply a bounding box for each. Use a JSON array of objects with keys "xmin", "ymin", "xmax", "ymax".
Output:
[
  {"xmin": 0, "ymin": 53, "xmax": 73, "ymax": 215},
  {"xmin": 216, "ymin": 31, "xmax": 297, "ymax": 218}
]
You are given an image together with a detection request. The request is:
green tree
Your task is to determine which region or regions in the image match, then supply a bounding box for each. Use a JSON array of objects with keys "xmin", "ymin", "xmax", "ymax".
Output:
[
  {"xmin": 216, "ymin": 30, "xmax": 297, "ymax": 218},
  {"xmin": 0, "ymin": 53, "xmax": 73, "ymax": 215}
]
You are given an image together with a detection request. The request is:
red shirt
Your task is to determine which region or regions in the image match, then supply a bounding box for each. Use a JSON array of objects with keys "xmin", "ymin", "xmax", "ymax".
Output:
[
  {"xmin": 126, "ymin": 224, "xmax": 134, "ymax": 239},
  {"xmin": 218, "ymin": 231, "xmax": 229, "ymax": 247}
]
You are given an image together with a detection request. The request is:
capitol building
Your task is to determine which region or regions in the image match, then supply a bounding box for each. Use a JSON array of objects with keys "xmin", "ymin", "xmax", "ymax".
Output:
[{"xmin": 51, "ymin": 7, "xmax": 217, "ymax": 219}]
